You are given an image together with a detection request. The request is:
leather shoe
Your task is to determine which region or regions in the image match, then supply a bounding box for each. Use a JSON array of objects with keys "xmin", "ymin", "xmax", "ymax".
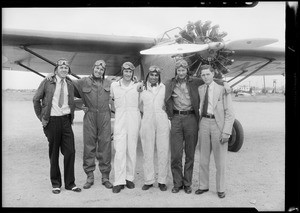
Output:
[
  {"xmin": 83, "ymin": 182, "xmax": 94, "ymax": 189},
  {"xmin": 158, "ymin": 183, "xmax": 167, "ymax": 191},
  {"xmin": 66, "ymin": 186, "xmax": 81, "ymax": 192},
  {"xmin": 112, "ymin": 185, "xmax": 125, "ymax": 193},
  {"xmin": 52, "ymin": 188, "xmax": 60, "ymax": 194},
  {"xmin": 126, "ymin": 180, "xmax": 135, "ymax": 189},
  {"xmin": 217, "ymin": 192, "xmax": 226, "ymax": 198},
  {"xmin": 102, "ymin": 181, "xmax": 113, "ymax": 189},
  {"xmin": 184, "ymin": 186, "xmax": 192, "ymax": 194},
  {"xmin": 195, "ymin": 189, "xmax": 209, "ymax": 195},
  {"xmin": 142, "ymin": 184, "xmax": 153, "ymax": 190},
  {"xmin": 171, "ymin": 186, "xmax": 183, "ymax": 193}
]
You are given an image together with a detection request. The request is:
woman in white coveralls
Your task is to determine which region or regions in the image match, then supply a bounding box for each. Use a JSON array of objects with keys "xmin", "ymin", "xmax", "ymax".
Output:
[
  {"xmin": 110, "ymin": 62, "xmax": 141, "ymax": 193},
  {"xmin": 139, "ymin": 66, "xmax": 170, "ymax": 192}
]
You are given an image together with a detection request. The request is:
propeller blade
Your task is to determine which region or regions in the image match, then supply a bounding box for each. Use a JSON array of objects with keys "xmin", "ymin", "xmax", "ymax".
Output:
[
  {"xmin": 140, "ymin": 44, "xmax": 209, "ymax": 55},
  {"xmin": 225, "ymin": 38, "xmax": 278, "ymax": 50}
]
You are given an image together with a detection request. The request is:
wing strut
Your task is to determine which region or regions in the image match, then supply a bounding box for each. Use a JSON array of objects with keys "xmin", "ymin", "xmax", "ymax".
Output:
[
  {"xmin": 20, "ymin": 45, "xmax": 81, "ymax": 79},
  {"xmin": 230, "ymin": 58, "xmax": 275, "ymax": 88},
  {"xmin": 227, "ymin": 70, "xmax": 248, "ymax": 83},
  {"xmin": 16, "ymin": 61, "xmax": 45, "ymax": 78}
]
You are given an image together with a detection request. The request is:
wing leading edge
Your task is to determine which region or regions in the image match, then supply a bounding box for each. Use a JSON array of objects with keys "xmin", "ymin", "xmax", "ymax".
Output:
[{"xmin": 2, "ymin": 29, "xmax": 155, "ymax": 76}]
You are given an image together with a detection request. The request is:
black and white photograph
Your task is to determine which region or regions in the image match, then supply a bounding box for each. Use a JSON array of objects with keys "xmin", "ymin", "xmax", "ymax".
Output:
[{"xmin": 2, "ymin": 2, "xmax": 292, "ymax": 211}]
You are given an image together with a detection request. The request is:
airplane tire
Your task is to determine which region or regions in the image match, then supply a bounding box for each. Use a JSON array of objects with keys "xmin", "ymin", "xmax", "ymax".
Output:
[{"xmin": 228, "ymin": 119, "xmax": 244, "ymax": 152}]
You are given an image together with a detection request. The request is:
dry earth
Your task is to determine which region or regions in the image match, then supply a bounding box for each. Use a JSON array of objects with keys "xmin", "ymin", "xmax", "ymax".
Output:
[{"xmin": 2, "ymin": 91, "xmax": 285, "ymax": 210}]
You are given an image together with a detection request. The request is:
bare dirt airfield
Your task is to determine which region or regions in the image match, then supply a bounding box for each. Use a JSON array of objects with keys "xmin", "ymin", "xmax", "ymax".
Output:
[{"xmin": 2, "ymin": 90, "xmax": 285, "ymax": 211}]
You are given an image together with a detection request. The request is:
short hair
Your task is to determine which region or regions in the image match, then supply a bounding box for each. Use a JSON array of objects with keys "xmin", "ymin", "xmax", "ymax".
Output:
[{"xmin": 200, "ymin": 64, "xmax": 215, "ymax": 74}]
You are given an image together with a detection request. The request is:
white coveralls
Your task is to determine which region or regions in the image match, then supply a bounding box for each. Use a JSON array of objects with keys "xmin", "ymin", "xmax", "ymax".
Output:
[
  {"xmin": 110, "ymin": 80, "xmax": 141, "ymax": 186},
  {"xmin": 140, "ymin": 82, "xmax": 170, "ymax": 185}
]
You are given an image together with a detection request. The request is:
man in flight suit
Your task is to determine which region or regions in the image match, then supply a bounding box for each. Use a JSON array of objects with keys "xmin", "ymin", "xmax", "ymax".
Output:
[{"xmin": 74, "ymin": 60, "xmax": 113, "ymax": 190}]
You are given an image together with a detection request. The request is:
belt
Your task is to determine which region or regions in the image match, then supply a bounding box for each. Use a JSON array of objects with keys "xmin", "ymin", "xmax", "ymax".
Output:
[
  {"xmin": 173, "ymin": 109, "xmax": 195, "ymax": 115},
  {"xmin": 202, "ymin": 114, "xmax": 215, "ymax": 119},
  {"xmin": 50, "ymin": 114, "xmax": 71, "ymax": 118}
]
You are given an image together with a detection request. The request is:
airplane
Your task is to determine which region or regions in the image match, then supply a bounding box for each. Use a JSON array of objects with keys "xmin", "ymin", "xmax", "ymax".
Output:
[{"xmin": 2, "ymin": 19, "xmax": 285, "ymax": 153}]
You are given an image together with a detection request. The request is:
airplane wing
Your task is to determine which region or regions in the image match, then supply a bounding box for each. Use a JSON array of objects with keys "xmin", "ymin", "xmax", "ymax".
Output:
[
  {"xmin": 2, "ymin": 29, "xmax": 155, "ymax": 77},
  {"xmin": 226, "ymin": 46, "xmax": 285, "ymax": 77}
]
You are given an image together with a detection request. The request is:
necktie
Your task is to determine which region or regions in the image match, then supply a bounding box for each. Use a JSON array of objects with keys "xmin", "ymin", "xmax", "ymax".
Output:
[
  {"xmin": 202, "ymin": 84, "xmax": 209, "ymax": 115},
  {"xmin": 58, "ymin": 80, "xmax": 65, "ymax": 108}
]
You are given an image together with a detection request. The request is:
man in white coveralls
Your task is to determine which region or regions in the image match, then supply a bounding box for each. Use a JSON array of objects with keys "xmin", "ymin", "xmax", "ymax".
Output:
[
  {"xmin": 110, "ymin": 62, "xmax": 142, "ymax": 193},
  {"xmin": 139, "ymin": 65, "xmax": 170, "ymax": 192}
]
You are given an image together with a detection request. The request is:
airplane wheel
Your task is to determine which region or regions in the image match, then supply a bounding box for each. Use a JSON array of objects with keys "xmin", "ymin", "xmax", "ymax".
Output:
[{"xmin": 228, "ymin": 119, "xmax": 244, "ymax": 152}]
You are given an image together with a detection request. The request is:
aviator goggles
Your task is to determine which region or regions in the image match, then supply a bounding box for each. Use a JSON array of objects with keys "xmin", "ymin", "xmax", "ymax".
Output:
[
  {"xmin": 122, "ymin": 62, "xmax": 135, "ymax": 71},
  {"xmin": 149, "ymin": 65, "xmax": 161, "ymax": 73},
  {"xmin": 94, "ymin": 60, "xmax": 106, "ymax": 68},
  {"xmin": 56, "ymin": 59, "xmax": 70, "ymax": 67},
  {"xmin": 175, "ymin": 60, "xmax": 189, "ymax": 69}
]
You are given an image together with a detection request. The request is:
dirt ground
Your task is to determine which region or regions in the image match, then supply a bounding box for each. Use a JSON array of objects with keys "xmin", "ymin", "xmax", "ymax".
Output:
[{"xmin": 2, "ymin": 90, "xmax": 285, "ymax": 210}]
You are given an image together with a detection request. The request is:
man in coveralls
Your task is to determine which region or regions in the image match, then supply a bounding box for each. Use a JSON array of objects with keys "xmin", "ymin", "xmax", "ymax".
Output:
[
  {"xmin": 73, "ymin": 60, "xmax": 113, "ymax": 190},
  {"xmin": 139, "ymin": 65, "xmax": 170, "ymax": 191},
  {"xmin": 110, "ymin": 62, "xmax": 141, "ymax": 193}
]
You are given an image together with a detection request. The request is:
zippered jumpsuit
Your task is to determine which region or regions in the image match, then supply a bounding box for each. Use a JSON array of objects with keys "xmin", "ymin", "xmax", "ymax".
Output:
[
  {"xmin": 110, "ymin": 80, "xmax": 141, "ymax": 186},
  {"xmin": 73, "ymin": 76, "xmax": 111, "ymax": 184},
  {"xmin": 140, "ymin": 83, "xmax": 170, "ymax": 185}
]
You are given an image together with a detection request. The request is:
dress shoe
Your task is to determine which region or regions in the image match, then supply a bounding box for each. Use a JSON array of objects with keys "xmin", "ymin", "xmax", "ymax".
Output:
[
  {"xmin": 217, "ymin": 192, "xmax": 226, "ymax": 198},
  {"xmin": 142, "ymin": 184, "xmax": 153, "ymax": 190},
  {"xmin": 66, "ymin": 186, "xmax": 81, "ymax": 192},
  {"xmin": 102, "ymin": 181, "xmax": 113, "ymax": 189},
  {"xmin": 83, "ymin": 182, "xmax": 94, "ymax": 189},
  {"xmin": 112, "ymin": 185, "xmax": 125, "ymax": 193},
  {"xmin": 158, "ymin": 183, "xmax": 167, "ymax": 191},
  {"xmin": 171, "ymin": 186, "xmax": 183, "ymax": 193},
  {"xmin": 184, "ymin": 186, "xmax": 192, "ymax": 194},
  {"xmin": 195, "ymin": 189, "xmax": 209, "ymax": 195},
  {"xmin": 126, "ymin": 180, "xmax": 135, "ymax": 189},
  {"xmin": 52, "ymin": 188, "xmax": 60, "ymax": 194}
]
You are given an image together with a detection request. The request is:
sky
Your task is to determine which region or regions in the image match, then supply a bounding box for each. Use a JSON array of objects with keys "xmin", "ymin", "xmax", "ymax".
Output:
[{"xmin": 2, "ymin": 2, "xmax": 286, "ymax": 89}]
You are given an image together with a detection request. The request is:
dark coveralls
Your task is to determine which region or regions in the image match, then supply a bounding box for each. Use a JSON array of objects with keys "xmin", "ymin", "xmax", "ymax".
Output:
[{"xmin": 73, "ymin": 75, "xmax": 112, "ymax": 184}]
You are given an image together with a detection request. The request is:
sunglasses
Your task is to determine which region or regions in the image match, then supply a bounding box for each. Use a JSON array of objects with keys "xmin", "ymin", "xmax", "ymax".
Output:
[
  {"xmin": 95, "ymin": 60, "xmax": 106, "ymax": 67},
  {"xmin": 122, "ymin": 62, "xmax": 135, "ymax": 70},
  {"xmin": 57, "ymin": 59, "xmax": 70, "ymax": 66},
  {"xmin": 149, "ymin": 66, "xmax": 161, "ymax": 73},
  {"xmin": 175, "ymin": 60, "xmax": 189, "ymax": 68}
]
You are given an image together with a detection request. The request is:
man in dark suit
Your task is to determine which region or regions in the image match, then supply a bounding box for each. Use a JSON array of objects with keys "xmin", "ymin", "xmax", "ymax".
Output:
[{"xmin": 33, "ymin": 59, "xmax": 81, "ymax": 194}]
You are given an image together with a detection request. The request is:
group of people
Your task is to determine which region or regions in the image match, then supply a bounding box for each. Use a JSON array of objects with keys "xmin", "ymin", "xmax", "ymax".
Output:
[{"xmin": 33, "ymin": 57, "xmax": 234, "ymax": 199}]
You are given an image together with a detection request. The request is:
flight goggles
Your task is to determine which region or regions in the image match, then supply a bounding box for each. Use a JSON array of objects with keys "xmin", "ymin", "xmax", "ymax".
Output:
[
  {"xmin": 122, "ymin": 62, "xmax": 135, "ymax": 71},
  {"xmin": 94, "ymin": 60, "xmax": 106, "ymax": 68},
  {"xmin": 175, "ymin": 60, "xmax": 189, "ymax": 69},
  {"xmin": 56, "ymin": 59, "xmax": 70, "ymax": 67},
  {"xmin": 149, "ymin": 65, "xmax": 161, "ymax": 73}
]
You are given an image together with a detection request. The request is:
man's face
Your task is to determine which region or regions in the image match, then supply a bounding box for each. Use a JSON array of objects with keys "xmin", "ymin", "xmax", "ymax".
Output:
[
  {"xmin": 123, "ymin": 69, "xmax": 133, "ymax": 81},
  {"xmin": 201, "ymin": 68, "xmax": 214, "ymax": 85},
  {"xmin": 55, "ymin": 65, "xmax": 69, "ymax": 78},
  {"xmin": 176, "ymin": 67, "xmax": 188, "ymax": 80},
  {"xmin": 148, "ymin": 71, "xmax": 159, "ymax": 85},
  {"xmin": 93, "ymin": 65, "xmax": 105, "ymax": 78}
]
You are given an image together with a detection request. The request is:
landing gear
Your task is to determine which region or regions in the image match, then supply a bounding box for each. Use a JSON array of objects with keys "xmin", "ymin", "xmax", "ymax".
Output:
[{"xmin": 228, "ymin": 119, "xmax": 244, "ymax": 152}]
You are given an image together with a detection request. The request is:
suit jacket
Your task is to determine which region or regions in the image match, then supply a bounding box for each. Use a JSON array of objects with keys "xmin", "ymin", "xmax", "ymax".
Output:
[
  {"xmin": 198, "ymin": 82, "xmax": 235, "ymax": 135},
  {"xmin": 33, "ymin": 76, "xmax": 75, "ymax": 126},
  {"xmin": 165, "ymin": 76, "xmax": 203, "ymax": 121}
]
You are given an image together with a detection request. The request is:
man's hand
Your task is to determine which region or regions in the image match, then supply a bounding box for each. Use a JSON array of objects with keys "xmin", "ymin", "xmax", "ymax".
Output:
[
  {"xmin": 220, "ymin": 133, "xmax": 230, "ymax": 144},
  {"xmin": 137, "ymin": 82, "xmax": 144, "ymax": 92},
  {"xmin": 223, "ymin": 82, "xmax": 232, "ymax": 94},
  {"xmin": 45, "ymin": 73, "xmax": 55, "ymax": 80},
  {"xmin": 42, "ymin": 117, "xmax": 48, "ymax": 127},
  {"xmin": 81, "ymin": 106, "xmax": 89, "ymax": 113}
]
